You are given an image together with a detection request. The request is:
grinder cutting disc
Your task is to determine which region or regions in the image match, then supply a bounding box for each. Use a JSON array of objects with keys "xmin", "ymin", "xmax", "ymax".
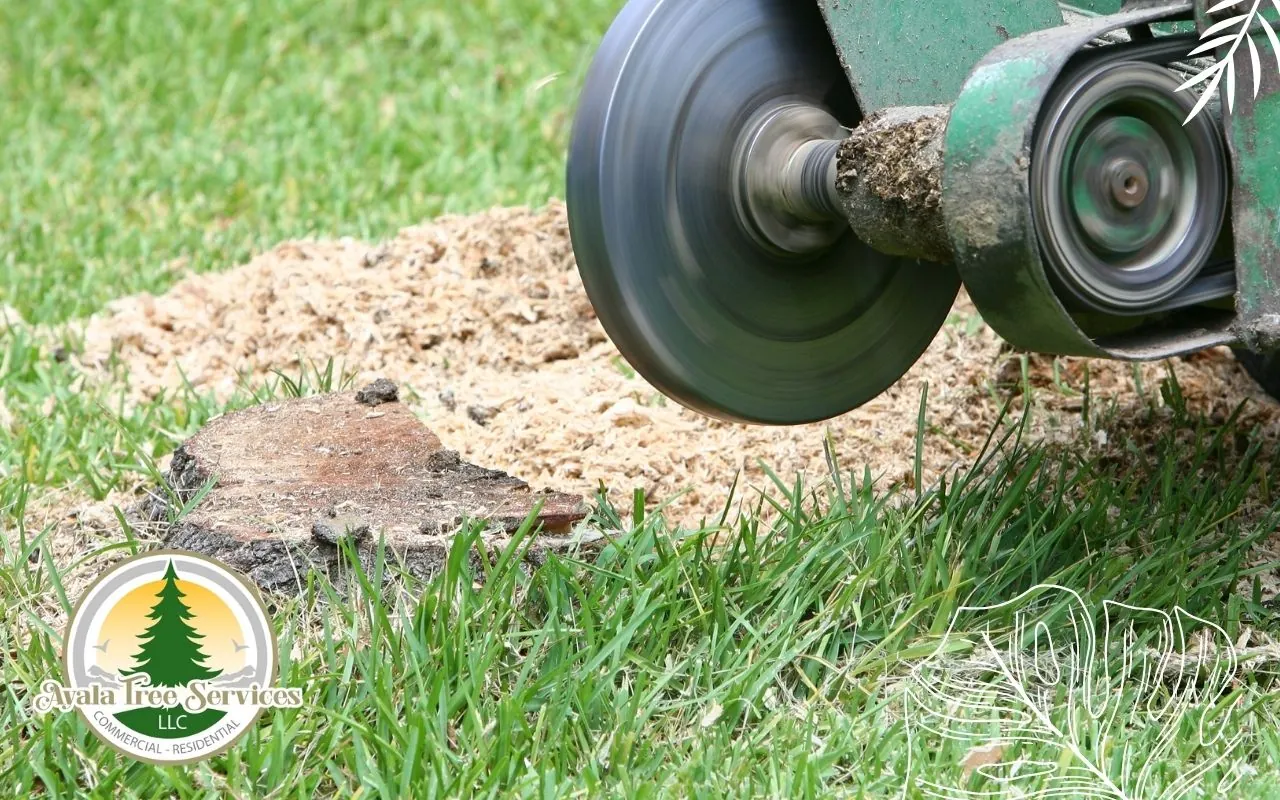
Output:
[{"xmin": 568, "ymin": 0, "xmax": 960, "ymax": 425}]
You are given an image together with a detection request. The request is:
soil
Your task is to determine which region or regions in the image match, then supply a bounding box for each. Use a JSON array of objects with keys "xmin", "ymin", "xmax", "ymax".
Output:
[
  {"xmin": 837, "ymin": 108, "xmax": 946, "ymax": 215},
  {"xmin": 30, "ymin": 201, "xmax": 1280, "ymax": 527},
  {"xmin": 12, "ymin": 199, "xmax": 1280, "ymax": 622},
  {"xmin": 355, "ymin": 377, "xmax": 400, "ymax": 407},
  {"xmin": 836, "ymin": 106, "xmax": 950, "ymax": 262}
]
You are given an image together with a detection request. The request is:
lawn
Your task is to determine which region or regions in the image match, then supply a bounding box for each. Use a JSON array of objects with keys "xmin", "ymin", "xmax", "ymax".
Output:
[{"xmin": 2, "ymin": 1, "xmax": 1280, "ymax": 797}]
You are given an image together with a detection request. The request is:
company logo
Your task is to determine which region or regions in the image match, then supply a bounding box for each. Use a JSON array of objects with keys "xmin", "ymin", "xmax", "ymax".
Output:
[{"xmin": 34, "ymin": 551, "xmax": 301, "ymax": 764}]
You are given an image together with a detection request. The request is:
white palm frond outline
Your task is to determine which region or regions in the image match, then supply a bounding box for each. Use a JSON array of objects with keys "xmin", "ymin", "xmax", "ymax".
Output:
[
  {"xmin": 900, "ymin": 584, "xmax": 1251, "ymax": 800},
  {"xmin": 1178, "ymin": 0, "xmax": 1280, "ymax": 123}
]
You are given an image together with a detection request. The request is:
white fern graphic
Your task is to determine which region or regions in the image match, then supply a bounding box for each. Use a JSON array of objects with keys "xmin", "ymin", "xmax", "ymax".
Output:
[
  {"xmin": 902, "ymin": 585, "xmax": 1250, "ymax": 799},
  {"xmin": 1178, "ymin": 0, "xmax": 1280, "ymax": 123}
]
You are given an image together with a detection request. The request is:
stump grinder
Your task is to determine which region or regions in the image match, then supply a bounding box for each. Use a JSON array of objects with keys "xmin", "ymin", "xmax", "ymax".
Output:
[{"xmin": 567, "ymin": 0, "xmax": 1280, "ymax": 424}]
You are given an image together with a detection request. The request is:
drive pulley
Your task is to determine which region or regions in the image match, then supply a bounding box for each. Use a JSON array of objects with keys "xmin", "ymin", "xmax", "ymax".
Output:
[
  {"xmin": 1031, "ymin": 58, "xmax": 1228, "ymax": 315},
  {"xmin": 944, "ymin": 16, "xmax": 1237, "ymax": 360}
]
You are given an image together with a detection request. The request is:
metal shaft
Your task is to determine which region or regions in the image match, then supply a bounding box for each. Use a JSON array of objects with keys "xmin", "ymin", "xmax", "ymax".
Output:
[
  {"xmin": 777, "ymin": 138, "xmax": 844, "ymax": 223},
  {"xmin": 735, "ymin": 103, "xmax": 849, "ymax": 256},
  {"xmin": 740, "ymin": 103, "xmax": 954, "ymax": 263}
]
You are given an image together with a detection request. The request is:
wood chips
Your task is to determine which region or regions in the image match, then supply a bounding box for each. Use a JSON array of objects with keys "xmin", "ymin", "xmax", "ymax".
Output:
[{"xmin": 46, "ymin": 202, "xmax": 1280, "ymax": 527}]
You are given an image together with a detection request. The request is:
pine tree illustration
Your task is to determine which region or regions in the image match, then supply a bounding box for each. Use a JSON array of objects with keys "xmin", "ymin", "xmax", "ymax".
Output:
[{"xmin": 121, "ymin": 561, "xmax": 221, "ymax": 687}]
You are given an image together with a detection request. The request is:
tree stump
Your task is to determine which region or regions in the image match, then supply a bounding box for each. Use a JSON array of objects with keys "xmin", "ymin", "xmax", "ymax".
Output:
[{"xmin": 151, "ymin": 388, "xmax": 595, "ymax": 593}]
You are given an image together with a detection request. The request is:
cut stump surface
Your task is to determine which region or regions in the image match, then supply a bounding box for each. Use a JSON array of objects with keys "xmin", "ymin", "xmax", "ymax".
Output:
[{"xmin": 156, "ymin": 391, "xmax": 594, "ymax": 593}]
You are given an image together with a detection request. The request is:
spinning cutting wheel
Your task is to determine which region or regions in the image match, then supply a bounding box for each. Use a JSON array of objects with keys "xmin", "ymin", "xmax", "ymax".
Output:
[{"xmin": 567, "ymin": 0, "xmax": 961, "ymax": 425}]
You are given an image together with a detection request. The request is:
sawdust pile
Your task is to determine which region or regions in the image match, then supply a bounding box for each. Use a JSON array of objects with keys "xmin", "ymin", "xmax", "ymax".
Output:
[{"xmin": 53, "ymin": 203, "xmax": 1280, "ymax": 523}]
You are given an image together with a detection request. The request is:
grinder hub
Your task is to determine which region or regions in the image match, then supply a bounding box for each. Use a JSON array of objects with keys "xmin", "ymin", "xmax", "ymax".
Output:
[
  {"xmin": 567, "ymin": 0, "xmax": 960, "ymax": 425},
  {"xmin": 732, "ymin": 102, "xmax": 846, "ymax": 256},
  {"xmin": 1031, "ymin": 60, "xmax": 1228, "ymax": 315}
]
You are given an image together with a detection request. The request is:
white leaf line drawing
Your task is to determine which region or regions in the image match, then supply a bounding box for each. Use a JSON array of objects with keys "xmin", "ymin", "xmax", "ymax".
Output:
[
  {"xmin": 901, "ymin": 585, "xmax": 1250, "ymax": 800},
  {"xmin": 1177, "ymin": 0, "xmax": 1280, "ymax": 123}
]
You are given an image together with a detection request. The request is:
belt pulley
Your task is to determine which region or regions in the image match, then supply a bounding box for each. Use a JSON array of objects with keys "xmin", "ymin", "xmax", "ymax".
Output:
[
  {"xmin": 1031, "ymin": 33, "xmax": 1230, "ymax": 317},
  {"xmin": 945, "ymin": 4, "xmax": 1238, "ymax": 360}
]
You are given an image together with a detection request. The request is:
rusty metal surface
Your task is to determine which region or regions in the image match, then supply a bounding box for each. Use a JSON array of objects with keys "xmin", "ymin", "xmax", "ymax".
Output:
[
  {"xmin": 941, "ymin": 1, "xmax": 1234, "ymax": 360},
  {"xmin": 817, "ymin": 0, "xmax": 1064, "ymax": 112}
]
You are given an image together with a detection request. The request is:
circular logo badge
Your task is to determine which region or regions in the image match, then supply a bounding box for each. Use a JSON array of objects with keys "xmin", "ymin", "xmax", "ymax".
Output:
[{"xmin": 55, "ymin": 551, "xmax": 295, "ymax": 764}]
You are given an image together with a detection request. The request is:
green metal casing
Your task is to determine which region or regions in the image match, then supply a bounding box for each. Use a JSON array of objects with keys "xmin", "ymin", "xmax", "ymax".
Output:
[
  {"xmin": 1067, "ymin": 1, "xmax": 1126, "ymax": 13},
  {"xmin": 817, "ymin": 0, "xmax": 1066, "ymax": 111},
  {"xmin": 1218, "ymin": 12, "xmax": 1280, "ymax": 350},
  {"xmin": 939, "ymin": 1, "xmax": 1237, "ymax": 359},
  {"xmin": 816, "ymin": 1, "xmax": 1184, "ymax": 113}
]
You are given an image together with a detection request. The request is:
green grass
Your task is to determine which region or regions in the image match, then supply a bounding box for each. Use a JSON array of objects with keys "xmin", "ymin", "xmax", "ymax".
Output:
[
  {"xmin": 6, "ymin": 406, "xmax": 1280, "ymax": 795},
  {"xmin": 0, "ymin": 0, "xmax": 612, "ymax": 324},
  {"xmin": 0, "ymin": 0, "xmax": 617, "ymax": 509},
  {"xmin": 2, "ymin": 0, "xmax": 1280, "ymax": 796}
]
